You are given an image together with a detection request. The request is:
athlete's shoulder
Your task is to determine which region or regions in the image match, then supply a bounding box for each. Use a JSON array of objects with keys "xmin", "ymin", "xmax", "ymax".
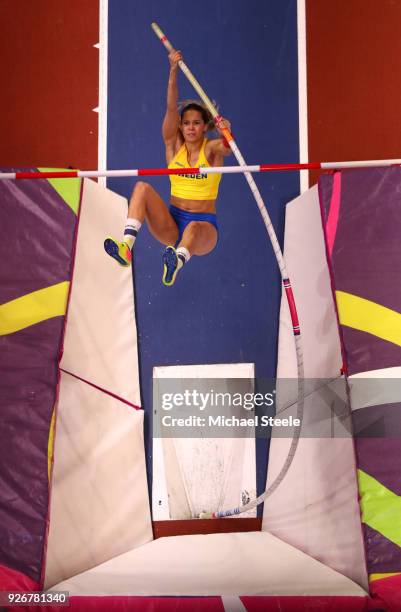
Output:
[{"xmin": 204, "ymin": 138, "xmax": 224, "ymax": 167}]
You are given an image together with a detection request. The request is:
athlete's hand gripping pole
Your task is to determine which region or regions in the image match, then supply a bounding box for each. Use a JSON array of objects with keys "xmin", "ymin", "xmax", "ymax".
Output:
[
  {"xmin": 151, "ymin": 22, "xmax": 305, "ymax": 519},
  {"xmin": 151, "ymin": 23, "xmax": 232, "ymax": 143}
]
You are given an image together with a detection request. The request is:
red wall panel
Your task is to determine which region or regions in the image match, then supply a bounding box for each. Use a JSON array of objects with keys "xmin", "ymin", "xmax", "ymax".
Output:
[
  {"xmin": 306, "ymin": 0, "xmax": 401, "ymax": 185},
  {"xmin": 1, "ymin": 1, "xmax": 98, "ymax": 170}
]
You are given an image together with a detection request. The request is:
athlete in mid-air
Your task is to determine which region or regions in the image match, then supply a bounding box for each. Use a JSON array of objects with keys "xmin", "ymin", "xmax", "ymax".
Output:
[{"xmin": 104, "ymin": 49, "xmax": 232, "ymax": 286}]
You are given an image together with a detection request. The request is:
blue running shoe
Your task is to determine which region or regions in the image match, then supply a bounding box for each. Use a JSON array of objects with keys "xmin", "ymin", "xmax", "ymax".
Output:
[
  {"xmin": 162, "ymin": 246, "xmax": 179, "ymax": 286},
  {"xmin": 104, "ymin": 237, "xmax": 132, "ymax": 267}
]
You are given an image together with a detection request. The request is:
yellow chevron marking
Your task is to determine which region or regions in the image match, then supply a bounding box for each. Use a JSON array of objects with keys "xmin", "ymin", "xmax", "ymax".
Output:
[
  {"xmin": 38, "ymin": 168, "xmax": 81, "ymax": 215},
  {"xmin": 336, "ymin": 291, "xmax": 401, "ymax": 347},
  {"xmin": 0, "ymin": 281, "xmax": 69, "ymax": 335},
  {"xmin": 358, "ymin": 469, "xmax": 401, "ymax": 548},
  {"xmin": 369, "ymin": 572, "xmax": 401, "ymax": 583},
  {"xmin": 48, "ymin": 407, "xmax": 57, "ymax": 481}
]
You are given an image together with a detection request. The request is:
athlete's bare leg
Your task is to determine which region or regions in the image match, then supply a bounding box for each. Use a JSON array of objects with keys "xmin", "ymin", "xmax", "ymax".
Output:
[
  {"xmin": 128, "ymin": 181, "xmax": 179, "ymax": 246},
  {"xmin": 104, "ymin": 181, "xmax": 179, "ymax": 266},
  {"xmin": 178, "ymin": 221, "xmax": 217, "ymax": 255}
]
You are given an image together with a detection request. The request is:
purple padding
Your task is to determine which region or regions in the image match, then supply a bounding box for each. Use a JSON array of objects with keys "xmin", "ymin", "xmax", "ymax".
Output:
[
  {"xmin": 0, "ymin": 172, "xmax": 78, "ymax": 582},
  {"xmin": 354, "ymin": 435, "xmax": 401, "ymax": 496},
  {"xmin": 363, "ymin": 525, "xmax": 401, "ymax": 574},
  {"xmin": 320, "ymin": 167, "xmax": 401, "ymax": 369},
  {"xmin": 0, "ymin": 319, "xmax": 65, "ymax": 579},
  {"xmin": 341, "ymin": 328, "xmax": 401, "ymax": 377},
  {"xmin": 319, "ymin": 167, "xmax": 401, "ymax": 388},
  {"xmin": 0, "ymin": 169, "xmax": 76, "ymax": 303},
  {"xmin": 319, "ymin": 167, "xmax": 401, "ymax": 585}
]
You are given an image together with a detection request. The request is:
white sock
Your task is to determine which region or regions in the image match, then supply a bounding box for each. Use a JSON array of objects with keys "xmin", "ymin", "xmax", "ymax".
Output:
[
  {"xmin": 123, "ymin": 218, "xmax": 142, "ymax": 250},
  {"xmin": 176, "ymin": 246, "xmax": 191, "ymax": 271}
]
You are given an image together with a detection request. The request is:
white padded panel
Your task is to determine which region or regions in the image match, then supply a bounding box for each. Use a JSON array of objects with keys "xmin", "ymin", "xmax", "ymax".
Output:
[
  {"xmin": 276, "ymin": 185, "xmax": 342, "ymax": 380},
  {"xmin": 349, "ymin": 366, "xmax": 401, "ymax": 411},
  {"xmin": 51, "ymin": 531, "xmax": 367, "ymax": 597},
  {"xmin": 44, "ymin": 372, "xmax": 152, "ymax": 588},
  {"xmin": 263, "ymin": 186, "xmax": 368, "ymax": 589},
  {"xmin": 60, "ymin": 178, "xmax": 140, "ymax": 406}
]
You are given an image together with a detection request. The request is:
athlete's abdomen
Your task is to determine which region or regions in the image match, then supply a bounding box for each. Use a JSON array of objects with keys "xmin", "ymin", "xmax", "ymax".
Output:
[{"xmin": 170, "ymin": 195, "xmax": 216, "ymax": 213}]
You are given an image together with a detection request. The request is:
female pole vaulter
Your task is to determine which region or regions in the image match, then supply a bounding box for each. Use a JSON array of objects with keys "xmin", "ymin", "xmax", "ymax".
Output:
[{"xmin": 104, "ymin": 50, "xmax": 232, "ymax": 286}]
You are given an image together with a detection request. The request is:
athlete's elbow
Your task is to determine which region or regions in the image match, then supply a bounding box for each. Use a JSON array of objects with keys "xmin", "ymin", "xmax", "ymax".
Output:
[{"xmin": 222, "ymin": 145, "xmax": 233, "ymax": 156}]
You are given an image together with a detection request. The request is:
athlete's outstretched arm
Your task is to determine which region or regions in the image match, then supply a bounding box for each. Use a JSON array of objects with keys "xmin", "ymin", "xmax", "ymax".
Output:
[{"xmin": 162, "ymin": 50, "xmax": 182, "ymax": 161}]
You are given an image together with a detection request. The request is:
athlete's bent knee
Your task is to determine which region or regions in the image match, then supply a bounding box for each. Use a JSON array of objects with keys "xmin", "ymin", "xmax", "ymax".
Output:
[{"xmin": 132, "ymin": 180, "xmax": 150, "ymax": 197}]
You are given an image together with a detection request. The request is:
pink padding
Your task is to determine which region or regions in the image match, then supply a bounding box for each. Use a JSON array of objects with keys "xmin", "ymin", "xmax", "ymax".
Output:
[
  {"xmin": 23, "ymin": 596, "xmax": 224, "ymax": 611},
  {"xmin": 0, "ymin": 564, "xmax": 39, "ymax": 591},
  {"xmin": 241, "ymin": 595, "xmax": 375, "ymax": 611},
  {"xmin": 326, "ymin": 171, "xmax": 342, "ymax": 257},
  {"xmin": 26, "ymin": 595, "xmax": 379, "ymax": 612},
  {"xmin": 370, "ymin": 574, "xmax": 401, "ymax": 612}
]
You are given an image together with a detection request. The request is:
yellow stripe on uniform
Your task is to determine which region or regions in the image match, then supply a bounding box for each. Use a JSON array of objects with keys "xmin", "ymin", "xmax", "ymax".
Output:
[
  {"xmin": 0, "ymin": 281, "xmax": 70, "ymax": 336},
  {"xmin": 358, "ymin": 469, "xmax": 401, "ymax": 548},
  {"xmin": 336, "ymin": 291, "xmax": 401, "ymax": 347}
]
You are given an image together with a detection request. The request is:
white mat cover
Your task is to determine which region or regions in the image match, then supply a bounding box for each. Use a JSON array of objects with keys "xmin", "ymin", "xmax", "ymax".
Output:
[
  {"xmin": 262, "ymin": 185, "xmax": 368, "ymax": 589},
  {"xmin": 45, "ymin": 375, "xmax": 151, "ymax": 588},
  {"xmin": 45, "ymin": 179, "xmax": 152, "ymax": 587},
  {"xmin": 51, "ymin": 531, "xmax": 367, "ymax": 597},
  {"xmin": 60, "ymin": 178, "xmax": 141, "ymax": 405}
]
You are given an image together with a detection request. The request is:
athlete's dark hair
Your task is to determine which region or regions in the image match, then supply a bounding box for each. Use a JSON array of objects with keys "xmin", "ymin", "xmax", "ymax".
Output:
[{"xmin": 178, "ymin": 100, "xmax": 216, "ymax": 131}]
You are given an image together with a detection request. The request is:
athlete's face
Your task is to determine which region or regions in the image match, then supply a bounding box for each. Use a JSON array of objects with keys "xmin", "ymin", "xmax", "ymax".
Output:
[{"xmin": 181, "ymin": 110, "xmax": 206, "ymax": 143}]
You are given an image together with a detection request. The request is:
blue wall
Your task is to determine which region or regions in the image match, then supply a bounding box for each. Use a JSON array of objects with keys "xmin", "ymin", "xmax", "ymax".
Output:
[{"xmin": 108, "ymin": 0, "xmax": 300, "ymax": 509}]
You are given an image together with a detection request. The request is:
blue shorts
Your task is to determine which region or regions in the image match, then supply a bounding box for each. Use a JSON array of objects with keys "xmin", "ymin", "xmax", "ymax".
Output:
[{"xmin": 169, "ymin": 204, "xmax": 218, "ymax": 243}]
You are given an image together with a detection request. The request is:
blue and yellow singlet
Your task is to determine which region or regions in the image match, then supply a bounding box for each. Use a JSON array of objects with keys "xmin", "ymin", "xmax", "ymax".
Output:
[{"xmin": 168, "ymin": 139, "xmax": 222, "ymax": 200}]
